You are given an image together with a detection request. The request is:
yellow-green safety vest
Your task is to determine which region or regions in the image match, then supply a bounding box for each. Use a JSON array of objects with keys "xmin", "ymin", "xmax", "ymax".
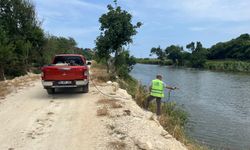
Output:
[{"xmin": 150, "ymin": 79, "xmax": 164, "ymax": 98}]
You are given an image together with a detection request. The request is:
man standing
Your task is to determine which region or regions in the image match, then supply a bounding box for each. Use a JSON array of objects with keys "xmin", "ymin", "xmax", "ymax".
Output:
[{"xmin": 145, "ymin": 74, "xmax": 176, "ymax": 116}]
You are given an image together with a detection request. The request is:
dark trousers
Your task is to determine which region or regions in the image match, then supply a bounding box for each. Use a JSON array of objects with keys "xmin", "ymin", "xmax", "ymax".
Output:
[{"xmin": 145, "ymin": 95, "xmax": 162, "ymax": 116}]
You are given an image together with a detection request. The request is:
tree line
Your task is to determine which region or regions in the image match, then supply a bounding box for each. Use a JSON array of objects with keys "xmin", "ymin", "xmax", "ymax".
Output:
[
  {"xmin": 208, "ymin": 34, "xmax": 250, "ymax": 60},
  {"xmin": 149, "ymin": 33, "xmax": 250, "ymax": 68},
  {"xmin": 0, "ymin": 0, "xmax": 93, "ymax": 80},
  {"xmin": 150, "ymin": 42, "xmax": 207, "ymax": 68}
]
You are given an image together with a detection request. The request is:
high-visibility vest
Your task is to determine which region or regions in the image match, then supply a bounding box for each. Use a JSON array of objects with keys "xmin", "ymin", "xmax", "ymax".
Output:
[{"xmin": 150, "ymin": 79, "xmax": 164, "ymax": 98}]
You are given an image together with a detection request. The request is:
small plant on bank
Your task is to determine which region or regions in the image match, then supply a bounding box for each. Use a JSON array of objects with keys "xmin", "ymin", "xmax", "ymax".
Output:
[
  {"xmin": 158, "ymin": 102, "xmax": 188, "ymax": 140},
  {"xmin": 205, "ymin": 60, "xmax": 250, "ymax": 72},
  {"xmin": 97, "ymin": 98, "xmax": 123, "ymax": 109},
  {"xmin": 97, "ymin": 107, "xmax": 109, "ymax": 116},
  {"xmin": 91, "ymin": 61, "xmax": 112, "ymax": 83},
  {"xmin": 108, "ymin": 141, "xmax": 126, "ymax": 150}
]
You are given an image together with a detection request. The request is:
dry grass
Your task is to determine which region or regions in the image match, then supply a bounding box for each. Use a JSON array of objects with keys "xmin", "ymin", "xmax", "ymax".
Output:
[
  {"xmin": 0, "ymin": 74, "xmax": 40, "ymax": 99},
  {"xmin": 97, "ymin": 107, "xmax": 109, "ymax": 116},
  {"xmin": 108, "ymin": 141, "xmax": 126, "ymax": 150},
  {"xmin": 111, "ymin": 102, "xmax": 123, "ymax": 109},
  {"xmin": 91, "ymin": 61, "xmax": 111, "ymax": 83},
  {"xmin": 97, "ymin": 98, "xmax": 115, "ymax": 104},
  {"xmin": 0, "ymin": 82, "xmax": 8, "ymax": 98},
  {"xmin": 47, "ymin": 112, "xmax": 54, "ymax": 115},
  {"xmin": 130, "ymin": 81, "xmax": 148, "ymax": 108},
  {"xmin": 97, "ymin": 98, "xmax": 123, "ymax": 109},
  {"xmin": 149, "ymin": 114, "xmax": 154, "ymax": 120},
  {"xmin": 158, "ymin": 114, "xmax": 208, "ymax": 150},
  {"xmin": 106, "ymin": 124, "xmax": 115, "ymax": 130},
  {"xmin": 158, "ymin": 115, "xmax": 185, "ymax": 141},
  {"xmin": 123, "ymin": 109, "xmax": 131, "ymax": 116}
]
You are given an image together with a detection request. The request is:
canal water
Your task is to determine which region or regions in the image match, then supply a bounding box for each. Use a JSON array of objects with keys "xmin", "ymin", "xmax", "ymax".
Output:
[{"xmin": 130, "ymin": 64, "xmax": 250, "ymax": 150}]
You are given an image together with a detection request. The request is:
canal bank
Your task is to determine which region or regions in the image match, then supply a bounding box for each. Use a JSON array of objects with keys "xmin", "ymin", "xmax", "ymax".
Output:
[
  {"xmin": 130, "ymin": 64, "xmax": 250, "ymax": 150},
  {"xmin": 91, "ymin": 62, "xmax": 204, "ymax": 149}
]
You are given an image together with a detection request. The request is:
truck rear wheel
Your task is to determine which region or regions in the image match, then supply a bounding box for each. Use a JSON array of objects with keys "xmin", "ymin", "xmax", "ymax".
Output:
[
  {"xmin": 82, "ymin": 84, "xmax": 89, "ymax": 93},
  {"xmin": 47, "ymin": 88, "xmax": 55, "ymax": 94}
]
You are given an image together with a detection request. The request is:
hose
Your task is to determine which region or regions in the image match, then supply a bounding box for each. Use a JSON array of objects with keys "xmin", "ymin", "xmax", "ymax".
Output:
[{"xmin": 89, "ymin": 74, "xmax": 130, "ymax": 100}]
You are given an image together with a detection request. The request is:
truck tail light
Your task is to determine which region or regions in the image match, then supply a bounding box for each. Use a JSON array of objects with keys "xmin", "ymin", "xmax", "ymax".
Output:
[
  {"xmin": 84, "ymin": 71, "xmax": 88, "ymax": 78},
  {"xmin": 41, "ymin": 67, "xmax": 46, "ymax": 78}
]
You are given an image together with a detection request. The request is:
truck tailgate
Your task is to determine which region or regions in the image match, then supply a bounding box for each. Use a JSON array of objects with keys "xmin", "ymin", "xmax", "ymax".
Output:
[{"xmin": 42, "ymin": 66, "xmax": 88, "ymax": 81}]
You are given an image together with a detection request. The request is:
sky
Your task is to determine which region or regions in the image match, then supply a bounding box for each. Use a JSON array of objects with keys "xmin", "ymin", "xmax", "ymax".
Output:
[{"xmin": 33, "ymin": 0, "xmax": 250, "ymax": 58}]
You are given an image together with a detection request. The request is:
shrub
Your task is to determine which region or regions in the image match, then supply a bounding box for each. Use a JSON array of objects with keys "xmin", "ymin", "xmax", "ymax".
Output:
[
  {"xmin": 205, "ymin": 60, "xmax": 250, "ymax": 72},
  {"xmin": 97, "ymin": 107, "xmax": 109, "ymax": 116},
  {"xmin": 108, "ymin": 141, "xmax": 126, "ymax": 150}
]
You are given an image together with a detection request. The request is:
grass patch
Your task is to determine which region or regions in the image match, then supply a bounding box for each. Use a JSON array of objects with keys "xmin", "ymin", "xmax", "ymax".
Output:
[
  {"xmin": 0, "ymin": 74, "xmax": 40, "ymax": 98},
  {"xmin": 47, "ymin": 112, "xmax": 54, "ymax": 115},
  {"xmin": 91, "ymin": 61, "xmax": 112, "ymax": 83},
  {"xmin": 117, "ymin": 78, "xmax": 148, "ymax": 108},
  {"xmin": 158, "ymin": 102, "xmax": 188, "ymax": 141},
  {"xmin": 111, "ymin": 102, "xmax": 123, "ymax": 109},
  {"xmin": 136, "ymin": 58, "xmax": 173, "ymax": 66},
  {"xmin": 0, "ymin": 82, "xmax": 8, "ymax": 98},
  {"xmin": 97, "ymin": 107, "xmax": 109, "ymax": 116},
  {"xmin": 205, "ymin": 60, "xmax": 250, "ymax": 72},
  {"xmin": 123, "ymin": 109, "xmax": 131, "ymax": 116},
  {"xmin": 108, "ymin": 141, "xmax": 126, "ymax": 150},
  {"xmin": 97, "ymin": 98, "xmax": 123, "ymax": 109}
]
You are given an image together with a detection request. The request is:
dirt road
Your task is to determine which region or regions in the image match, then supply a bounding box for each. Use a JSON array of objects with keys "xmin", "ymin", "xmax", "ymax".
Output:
[
  {"xmin": 0, "ymin": 76, "xmax": 187, "ymax": 150},
  {"xmin": 0, "ymin": 80, "xmax": 109, "ymax": 150}
]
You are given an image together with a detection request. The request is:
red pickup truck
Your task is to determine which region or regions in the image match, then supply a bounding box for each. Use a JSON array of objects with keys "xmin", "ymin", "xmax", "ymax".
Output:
[{"xmin": 41, "ymin": 54, "xmax": 90, "ymax": 94}]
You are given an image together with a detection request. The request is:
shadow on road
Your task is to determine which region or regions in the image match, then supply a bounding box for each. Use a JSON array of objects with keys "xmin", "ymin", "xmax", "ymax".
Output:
[{"xmin": 35, "ymin": 88, "xmax": 89, "ymax": 100}]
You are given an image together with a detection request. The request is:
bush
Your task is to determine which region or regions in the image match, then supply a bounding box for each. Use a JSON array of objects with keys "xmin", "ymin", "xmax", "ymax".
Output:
[
  {"xmin": 205, "ymin": 60, "xmax": 250, "ymax": 72},
  {"xmin": 115, "ymin": 50, "xmax": 136, "ymax": 79},
  {"xmin": 91, "ymin": 61, "xmax": 112, "ymax": 83},
  {"xmin": 136, "ymin": 58, "xmax": 173, "ymax": 65},
  {"xmin": 162, "ymin": 102, "xmax": 188, "ymax": 127},
  {"xmin": 32, "ymin": 69, "xmax": 41, "ymax": 74}
]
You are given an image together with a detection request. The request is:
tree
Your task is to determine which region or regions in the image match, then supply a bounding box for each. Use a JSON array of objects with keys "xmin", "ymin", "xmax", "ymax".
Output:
[
  {"xmin": 0, "ymin": 26, "xmax": 14, "ymax": 80},
  {"xmin": 95, "ymin": 1, "xmax": 142, "ymax": 73},
  {"xmin": 95, "ymin": 35, "xmax": 112, "ymax": 71},
  {"xmin": 0, "ymin": 0, "xmax": 45, "ymax": 77},
  {"xmin": 41, "ymin": 35, "xmax": 78, "ymax": 64},
  {"xmin": 165, "ymin": 45, "xmax": 183, "ymax": 65},
  {"xmin": 150, "ymin": 46, "xmax": 166, "ymax": 62},
  {"xmin": 208, "ymin": 34, "xmax": 250, "ymax": 60},
  {"xmin": 81, "ymin": 48, "xmax": 94, "ymax": 60},
  {"xmin": 181, "ymin": 51, "xmax": 192, "ymax": 65},
  {"xmin": 115, "ymin": 50, "xmax": 136, "ymax": 78},
  {"xmin": 186, "ymin": 42, "xmax": 207, "ymax": 68},
  {"xmin": 186, "ymin": 42, "xmax": 195, "ymax": 52}
]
